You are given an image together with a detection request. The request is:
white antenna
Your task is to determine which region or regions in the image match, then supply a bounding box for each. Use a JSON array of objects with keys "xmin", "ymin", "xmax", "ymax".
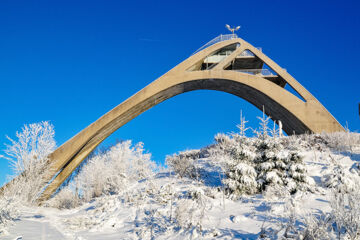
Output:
[{"xmin": 225, "ymin": 24, "xmax": 241, "ymax": 35}]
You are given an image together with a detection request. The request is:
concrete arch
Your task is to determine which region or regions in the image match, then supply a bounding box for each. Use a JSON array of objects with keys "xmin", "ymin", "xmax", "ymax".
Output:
[{"xmin": 36, "ymin": 36, "xmax": 343, "ymax": 202}]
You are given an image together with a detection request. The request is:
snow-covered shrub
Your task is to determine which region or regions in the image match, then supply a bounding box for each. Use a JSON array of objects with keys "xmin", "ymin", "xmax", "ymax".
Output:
[
  {"xmin": 3, "ymin": 121, "xmax": 56, "ymax": 204},
  {"xmin": 0, "ymin": 196, "xmax": 19, "ymax": 233},
  {"xmin": 214, "ymin": 133, "xmax": 256, "ymax": 162},
  {"xmin": 47, "ymin": 188, "xmax": 80, "ymax": 209},
  {"xmin": 166, "ymin": 150, "xmax": 200, "ymax": 178},
  {"xmin": 135, "ymin": 206, "xmax": 170, "ymax": 240},
  {"xmin": 263, "ymin": 184, "xmax": 291, "ymax": 200},
  {"xmin": 321, "ymin": 131, "xmax": 360, "ymax": 153},
  {"xmin": 299, "ymin": 213, "xmax": 332, "ymax": 240},
  {"xmin": 321, "ymin": 154, "xmax": 360, "ymax": 192},
  {"xmin": 295, "ymin": 131, "xmax": 360, "ymax": 153},
  {"xmin": 282, "ymin": 134, "xmax": 307, "ymax": 151},
  {"xmin": 175, "ymin": 200, "xmax": 198, "ymax": 229},
  {"xmin": 175, "ymin": 187, "xmax": 209, "ymax": 231},
  {"xmin": 330, "ymin": 188, "xmax": 360, "ymax": 240},
  {"xmin": 297, "ymin": 187, "xmax": 360, "ymax": 240},
  {"xmin": 58, "ymin": 140, "xmax": 156, "ymax": 203},
  {"xmin": 322, "ymin": 165, "xmax": 355, "ymax": 191},
  {"xmin": 153, "ymin": 182, "xmax": 176, "ymax": 206}
]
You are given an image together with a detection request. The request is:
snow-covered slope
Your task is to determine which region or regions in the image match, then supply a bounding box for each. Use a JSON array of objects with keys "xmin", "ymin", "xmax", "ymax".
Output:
[{"xmin": 2, "ymin": 132, "xmax": 360, "ymax": 239}]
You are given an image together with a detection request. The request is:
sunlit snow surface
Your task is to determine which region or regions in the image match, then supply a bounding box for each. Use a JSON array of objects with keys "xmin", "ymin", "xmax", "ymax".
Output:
[{"xmin": 3, "ymin": 147, "xmax": 360, "ymax": 239}]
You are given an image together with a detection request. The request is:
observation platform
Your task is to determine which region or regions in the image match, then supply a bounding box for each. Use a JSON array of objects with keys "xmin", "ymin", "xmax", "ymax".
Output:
[{"xmin": 192, "ymin": 34, "xmax": 286, "ymax": 87}]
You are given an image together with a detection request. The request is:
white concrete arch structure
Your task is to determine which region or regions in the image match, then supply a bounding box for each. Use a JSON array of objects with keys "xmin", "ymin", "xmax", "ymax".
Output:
[{"xmin": 35, "ymin": 34, "xmax": 343, "ymax": 201}]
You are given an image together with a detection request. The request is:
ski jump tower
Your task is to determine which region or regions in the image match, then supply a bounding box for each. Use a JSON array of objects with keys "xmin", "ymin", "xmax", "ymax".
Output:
[{"xmin": 37, "ymin": 27, "xmax": 343, "ymax": 201}]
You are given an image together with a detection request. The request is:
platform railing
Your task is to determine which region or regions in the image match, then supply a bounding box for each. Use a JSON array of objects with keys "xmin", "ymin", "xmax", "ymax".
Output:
[
  {"xmin": 192, "ymin": 34, "xmax": 238, "ymax": 55},
  {"xmin": 192, "ymin": 34, "xmax": 263, "ymax": 56},
  {"xmin": 235, "ymin": 69, "xmax": 276, "ymax": 76},
  {"xmin": 238, "ymin": 50, "xmax": 254, "ymax": 56}
]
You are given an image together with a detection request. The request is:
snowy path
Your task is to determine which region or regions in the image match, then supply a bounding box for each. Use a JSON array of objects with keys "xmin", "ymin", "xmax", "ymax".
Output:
[{"xmin": 4, "ymin": 219, "xmax": 67, "ymax": 240}]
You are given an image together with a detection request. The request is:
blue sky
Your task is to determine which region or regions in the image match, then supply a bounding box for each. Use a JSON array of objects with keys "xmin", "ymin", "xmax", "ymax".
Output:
[{"xmin": 0, "ymin": 0, "xmax": 359, "ymax": 185}]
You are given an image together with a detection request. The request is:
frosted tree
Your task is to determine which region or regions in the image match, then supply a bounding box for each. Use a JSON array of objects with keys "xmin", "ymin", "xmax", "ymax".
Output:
[
  {"xmin": 52, "ymin": 140, "xmax": 156, "ymax": 203},
  {"xmin": 166, "ymin": 150, "xmax": 199, "ymax": 179},
  {"xmin": 213, "ymin": 131, "xmax": 258, "ymax": 198},
  {"xmin": 236, "ymin": 110, "xmax": 249, "ymax": 137},
  {"xmin": 214, "ymin": 111, "xmax": 312, "ymax": 198},
  {"xmin": 255, "ymin": 107, "xmax": 271, "ymax": 140},
  {"xmin": 5, "ymin": 121, "xmax": 55, "ymax": 176},
  {"xmin": 270, "ymin": 120, "xmax": 282, "ymax": 138},
  {"xmin": 253, "ymin": 133, "xmax": 309, "ymax": 194},
  {"xmin": 3, "ymin": 121, "xmax": 56, "ymax": 204},
  {"xmin": 222, "ymin": 158, "xmax": 258, "ymax": 197}
]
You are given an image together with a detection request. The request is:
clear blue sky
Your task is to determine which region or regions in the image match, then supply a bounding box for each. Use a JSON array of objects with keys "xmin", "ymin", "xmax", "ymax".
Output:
[{"xmin": 0, "ymin": 0, "xmax": 359, "ymax": 185}]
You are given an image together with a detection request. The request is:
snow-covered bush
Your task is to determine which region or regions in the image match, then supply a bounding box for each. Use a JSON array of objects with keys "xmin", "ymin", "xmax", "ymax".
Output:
[
  {"xmin": 47, "ymin": 188, "xmax": 80, "ymax": 209},
  {"xmin": 297, "ymin": 186, "xmax": 360, "ymax": 240},
  {"xmin": 214, "ymin": 133, "xmax": 256, "ymax": 162},
  {"xmin": 294, "ymin": 131, "xmax": 360, "ymax": 153},
  {"xmin": 135, "ymin": 206, "xmax": 169, "ymax": 239},
  {"xmin": 322, "ymin": 164, "xmax": 355, "ymax": 192},
  {"xmin": 175, "ymin": 187, "xmax": 209, "ymax": 231},
  {"xmin": 166, "ymin": 150, "xmax": 200, "ymax": 178},
  {"xmin": 52, "ymin": 140, "xmax": 156, "ymax": 203},
  {"xmin": 2, "ymin": 121, "xmax": 56, "ymax": 204},
  {"xmin": 0, "ymin": 196, "xmax": 18, "ymax": 234},
  {"xmin": 299, "ymin": 213, "xmax": 332, "ymax": 240},
  {"xmin": 321, "ymin": 131, "xmax": 360, "ymax": 153},
  {"xmin": 282, "ymin": 133, "xmax": 308, "ymax": 151},
  {"xmin": 330, "ymin": 187, "xmax": 360, "ymax": 240},
  {"xmin": 320, "ymin": 154, "xmax": 360, "ymax": 192}
]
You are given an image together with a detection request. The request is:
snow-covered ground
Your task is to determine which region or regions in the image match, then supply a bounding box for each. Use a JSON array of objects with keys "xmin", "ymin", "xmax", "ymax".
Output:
[{"xmin": 2, "ymin": 140, "xmax": 360, "ymax": 240}]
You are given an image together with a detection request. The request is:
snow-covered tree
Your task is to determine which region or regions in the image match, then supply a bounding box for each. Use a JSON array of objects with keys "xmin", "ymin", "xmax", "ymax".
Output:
[
  {"xmin": 0, "ymin": 122, "xmax": 56, "ymax": 232},
  {"xmin": 166, "ymin": 150, "xmax": 200, "ymax": 179},
  {"xmin": 213, "ymin": 133, "xmax": 257, "ymax": 197},
  {"xmin": 210, "ymin": 113, "xmax": 312, "ymax": 199},
  {"xmin": 51, "ymin": 140, "xmax": 156, "ymax": 204},
  {"xmin": 254, "ymin": 137, "xmax": 309, "ymax": 194},
  {"xmin": 2, "ymin": 121, "xmax": 56, "ymax": 204}
]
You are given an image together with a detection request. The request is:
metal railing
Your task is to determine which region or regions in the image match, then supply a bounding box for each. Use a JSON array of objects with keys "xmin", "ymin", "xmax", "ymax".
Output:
[
  {"xmin": 238, "ymin": 48, "xmax": 263, "ymax": 57},
  {"xmin": 238, "ymin": 50, "xmax": 254, "ymax": 56},
  {"xmin": 235, "ymin": 69, "xmax": 276, "ymax": 76},
  {"xmin": 192, "ymin": 34, "xmax": 263, "ymax": 57},
  {"xmin": 192, "ymin": 34, "xmax": 238, "ymax": 55}
]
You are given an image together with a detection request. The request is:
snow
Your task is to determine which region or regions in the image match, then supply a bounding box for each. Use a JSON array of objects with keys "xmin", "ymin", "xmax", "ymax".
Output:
[{"xmin": 1, "ymin": 132, "xmax": 360, "ymax": 239}]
